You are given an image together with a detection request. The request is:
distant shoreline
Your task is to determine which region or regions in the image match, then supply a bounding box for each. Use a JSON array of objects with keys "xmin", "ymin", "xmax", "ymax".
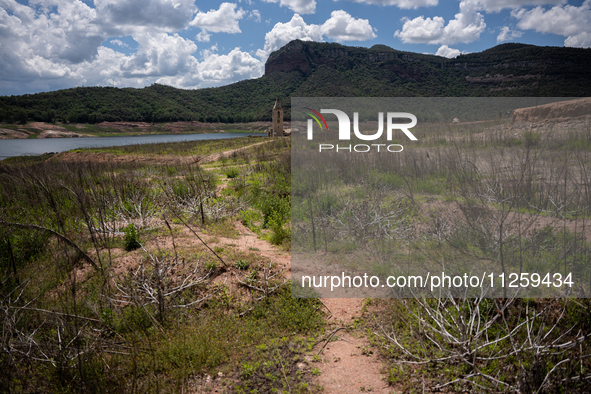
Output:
[
  {"xmin": 0, "ymin": 132, "xmax": 268, "ymax": 162},
  {"xmin": 0, "ymin": 120, "xmax": 279, "ymax": 140}
]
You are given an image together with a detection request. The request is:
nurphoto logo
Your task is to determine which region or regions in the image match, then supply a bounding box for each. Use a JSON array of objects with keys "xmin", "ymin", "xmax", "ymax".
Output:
[{"xmin": 304, "ymin": 108, "xmax": 417, "ymax": 152}]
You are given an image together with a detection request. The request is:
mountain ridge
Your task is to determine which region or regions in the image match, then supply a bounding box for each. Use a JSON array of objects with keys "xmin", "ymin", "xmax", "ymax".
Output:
[{"xmin": 1, "ymin": 40, "xmax": 590, "ymax": 124}]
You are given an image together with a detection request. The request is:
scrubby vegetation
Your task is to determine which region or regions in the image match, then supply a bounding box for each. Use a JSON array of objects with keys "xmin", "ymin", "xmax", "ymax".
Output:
[
  {"xmin": 292, "ymin": 114, "xmax": 591, "ymax": 391},
  {"xmin": 0, "ymin": 137, "xmax": 318, "ymax": 393},
  {"xmin": 4, "ymin": 111, "xmax": 591, "ymax": 392},
  {"xmin": 366, "ymin": 296, "xmax": 591, "ymax": 392}
]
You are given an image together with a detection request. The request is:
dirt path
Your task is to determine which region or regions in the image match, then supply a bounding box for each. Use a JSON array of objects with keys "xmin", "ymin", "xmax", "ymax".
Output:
[
  {"xmin": 217, "ymin": 220, "xmax": 291, "ymax": 276},
  {"xmin": 215, "ymin": 222, "xmax": 391, "ymax": 393},
  {"xmin": 53, "ymin": 138, "xmax": 274, "ymax": 165},
  {"xmin": 208, "ymin": 220, "xmax": 391, "ymax": 393},
  {"xmin": 197, "ymin": 139, "xmax": 274, "ymax": 164},
  {"xmin": 312, "ymin": 298, "xmax": 392, "ymax": 393}
]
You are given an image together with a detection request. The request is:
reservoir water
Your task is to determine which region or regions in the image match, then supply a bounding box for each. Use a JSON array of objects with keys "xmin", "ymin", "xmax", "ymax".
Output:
[{"xmin": 0, "ymin": 133, "xmax": 264, "ymax": 160}]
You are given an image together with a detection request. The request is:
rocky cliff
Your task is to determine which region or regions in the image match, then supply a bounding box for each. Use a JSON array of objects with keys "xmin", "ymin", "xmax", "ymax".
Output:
[
  {"xmin": 265, "ymin": 40, "xmax": 422, "ymax": 81},
  {"xmin": 265, "ymin": 41, "xmax": 312, "ymax": 75},
  {"xmin": 263, "ymin": 40, "xmax": 591, "ymax": 94}
]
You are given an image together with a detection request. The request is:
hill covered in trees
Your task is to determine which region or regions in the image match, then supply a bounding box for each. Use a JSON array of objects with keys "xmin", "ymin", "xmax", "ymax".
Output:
[{"xmin": 1, "ymin": 41, "xmax": 590, "ymax": 124}]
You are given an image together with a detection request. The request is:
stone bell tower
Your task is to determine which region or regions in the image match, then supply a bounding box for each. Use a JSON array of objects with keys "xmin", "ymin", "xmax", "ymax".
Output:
[{"xmin": 269, "ymin": 97, "xmax": 284, "ymax": 137}]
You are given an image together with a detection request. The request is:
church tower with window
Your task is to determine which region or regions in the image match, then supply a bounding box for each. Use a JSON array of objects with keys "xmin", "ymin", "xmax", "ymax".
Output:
[{"xmin": 269, "ymin": 97, "xmax": 284, "ymax": 137}]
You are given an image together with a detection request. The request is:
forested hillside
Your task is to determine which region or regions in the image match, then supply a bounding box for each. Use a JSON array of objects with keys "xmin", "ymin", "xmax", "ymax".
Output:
[{"xmin": 1, "ymin": 41, "xmax": 590, "ymax": 124}]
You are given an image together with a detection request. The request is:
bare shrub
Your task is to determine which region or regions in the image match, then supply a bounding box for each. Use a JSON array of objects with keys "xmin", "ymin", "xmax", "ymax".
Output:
[
  {"xmin": 110, "ymin": 247, "xmax": 220, "ymax": 322},
  {"xmin": 377, "ymin": 293, "xmax": 591, "ymax": 392}
]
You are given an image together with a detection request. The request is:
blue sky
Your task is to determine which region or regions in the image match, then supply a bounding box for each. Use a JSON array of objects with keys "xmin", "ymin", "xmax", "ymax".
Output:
[{"xmin": 1, "ymin": 0, "xmax": 590, "ymax": 96}]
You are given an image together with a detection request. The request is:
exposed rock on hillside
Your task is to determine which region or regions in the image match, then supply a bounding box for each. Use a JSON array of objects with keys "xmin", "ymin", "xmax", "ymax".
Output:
[
  {"xmin": 512, "ymin": 97, "xmax": 591, "ymax": 123},
  {"xmin": 0, "ymin": 128, "xmax": 28, "ymax": 139},
  {"xmin": 265, "ymin": 41, "xmax": 312, "ymax": 75},
  {"xmin": 265, "ymin": 40, "xmax": 421, "ymax": 81}
]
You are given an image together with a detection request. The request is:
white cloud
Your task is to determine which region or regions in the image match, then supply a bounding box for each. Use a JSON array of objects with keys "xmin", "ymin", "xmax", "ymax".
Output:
[
  {"xmin": 156, "ymin": 46, "xmax": 263, "ymax": 89},
  {"xmin": 256, "ymin": 13, "xmax": 322, "ymax": 58},
  {"xmin": 76, "ymin": 47, "xmax": 129, "ymax": 86},
  {"xmin": 496, "ymin": 26, "xmax": 523, "ymax": 43},
  {"xmin": 0, "ymin": 0, "xmax": 204, "ymax": 90},
  {"xmin": 0, "ymin": 1, "xmax": 101, "ymax": 93},
  {"xmin": 565, "ymin": 32, "xmax": 591, "ymax": 47},
  {"xmin": 0, "ymin": 0, "xmax": 265, "ymax": 94},
  {"xmin": 395, "ymin": 1, "xmax": 485, "ymax": 45},
  {"xmin": 196, "ymin": 30, "xmax": 211, "ymax": 42},
  {"xmin": 200, "ymin": 44, "xmax": 219, "ymax": 60},
  {"xmin": 262, "ymin": 0, "xmax": 316, "ymax": 14},
  {"xmin": 465, "ymin": 0, "xmax": 566, "ymax": 13},
  {"xmin": 110, "ymin": 39, "xmax": 130, "ymax": 48},
  {"xmin": 248, "ymin": 10, "xmax": 262, "ymax": 23},
  {"xmin": 512, "ymin": 1, "xmax": 591, "ymax": 47},
  {"xmin": 190, "ymin": 2, "xmax": 245, "ymax": 34},
  {"xmin": 95, "ymin": 0, "xmax": 197, "ymax": 31},
  {"xmin": 86, "ymin": 39, "xmax": 262, "ymax": 90},
  {"xmin": 435, "ymin": 44, "xmax": 462, "ymax": 58},
  {"xmin": 395, "ymin": 15, "xmax": 445, "ymax": 43},
  {"xmin": 196, "ymin": 47, "xmax": 263, "ymax": 82},
  {"xmin": 321, "ymin": 10, "xmax": 377, "ymax": 41},
  {"xmin": 338, "ymin": 0, "xmax": 438, "ymax": 9},
  {"xmin": 256, "ymin": 11, "xmax": 377, "ymax": 58},
  {"xmin": 118, "ymin": 31, "xmax": 198, "ymax": 78},
  {"xmin": 0, "ymin": 0, "xmax": 103, "ymax": 65},
  {"xmin": 344, "ymin": 0, "xmax": 563, "ymax": 13}
]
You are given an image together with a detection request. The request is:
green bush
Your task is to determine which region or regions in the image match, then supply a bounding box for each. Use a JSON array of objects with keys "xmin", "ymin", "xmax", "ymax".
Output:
[
  {"xmin": 269, "ymin": 215, "xmax": 291, "ymax": 247},
  {"xmin": 234, "ymin": 259, "xmax": 249, "ymax": 270},
  {"xmin": 0, "ymin": 229, "xmax": 49, "ymax": 268},
  {"xmin": 118, "ymin": 306, "xmax": 153, "ymax": 333},
  {"xmin": 258, "ymin": 193, "xmax": 290, "ymax": 229},
  {"xmin": 225, "ymin": 167, "xmax": 240, "ymax": 179},
  {"xmin": 239, "ymin": 209, "xmax": 262, "ymax": 230},
  {"xmin": 123, "ymin": 223, "xmax": 141, "ymax": 251},
  {"xmin": 172, "ymin": 181, "xmax": 191, "ymax": 199},
  {"xmin": 253, "ymin": 288, "xmax": 323, "ymax": 333},
  {"xmin": 524, "ymin": 131, "xmax": 541, "ymax": 148}
]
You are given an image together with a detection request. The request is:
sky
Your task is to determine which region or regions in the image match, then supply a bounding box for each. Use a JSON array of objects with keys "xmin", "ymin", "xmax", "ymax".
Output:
[{"xmin": 1, "ymin": 0, "xmax": 590, "ymax": 96}]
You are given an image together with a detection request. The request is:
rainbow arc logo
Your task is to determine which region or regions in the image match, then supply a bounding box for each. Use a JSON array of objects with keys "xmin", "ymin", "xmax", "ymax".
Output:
[{"xmin": 303, "ymin": 108, "xmax": 328, "ymax": 131}]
